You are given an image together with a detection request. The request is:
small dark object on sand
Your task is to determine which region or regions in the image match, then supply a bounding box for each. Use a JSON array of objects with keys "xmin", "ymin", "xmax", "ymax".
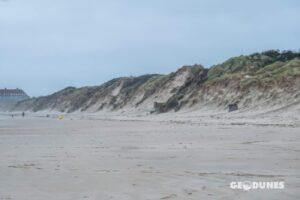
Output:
[{"xmin": 228, "ymin": 103, "xmax": 238, "ymax": 112}]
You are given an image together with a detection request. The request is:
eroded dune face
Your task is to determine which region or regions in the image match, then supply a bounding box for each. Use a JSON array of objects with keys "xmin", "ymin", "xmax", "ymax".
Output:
[{"xmin": 13, "ymin": 50, "xmax": 300, "ymax": 114}]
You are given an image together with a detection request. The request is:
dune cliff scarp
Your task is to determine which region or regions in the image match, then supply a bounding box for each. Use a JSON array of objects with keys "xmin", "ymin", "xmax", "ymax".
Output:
[{"xmin": 13, "ymin": 50, "xmax": 300, "ymax": 114}]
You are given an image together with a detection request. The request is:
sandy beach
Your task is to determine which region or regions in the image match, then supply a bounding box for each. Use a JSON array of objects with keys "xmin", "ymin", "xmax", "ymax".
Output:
[
  {"xmin": 0, "ymin": 112, "xmax": 299, "ymax": 200},
  {"xmin": 1, "ymin": 0, "xmax": 300, "ymax": 198}
]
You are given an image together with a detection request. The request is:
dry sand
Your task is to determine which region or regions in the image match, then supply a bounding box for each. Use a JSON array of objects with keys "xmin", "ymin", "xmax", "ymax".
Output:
[{"xmin": 0, "ymin": 112, "xmax": 299, "ymax": 200}]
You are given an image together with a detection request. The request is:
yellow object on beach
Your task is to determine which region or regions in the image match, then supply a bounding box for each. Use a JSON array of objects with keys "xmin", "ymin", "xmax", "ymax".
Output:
[{"xmin": 58, "ymin": 115, "xmax": 64, "ymax": 120}]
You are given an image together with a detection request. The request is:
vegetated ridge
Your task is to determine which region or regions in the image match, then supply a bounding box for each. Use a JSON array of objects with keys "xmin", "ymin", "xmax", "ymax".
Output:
[{"xmin": 13, "ymin": 50, "xmax": 300, "ymax": 114}]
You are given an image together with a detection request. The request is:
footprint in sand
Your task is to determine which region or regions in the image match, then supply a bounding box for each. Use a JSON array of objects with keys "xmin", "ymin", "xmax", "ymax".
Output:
[
  {"xmin": 183, "ymin": 188, "xmax": 198, "ymax": 196},
  {"xmin": 160, "ymin": 194, "xmax": 177, "ymax": 199},
  {"xmin": 8, "ymin": 163, "xmax": 35, "ymax": 169}
]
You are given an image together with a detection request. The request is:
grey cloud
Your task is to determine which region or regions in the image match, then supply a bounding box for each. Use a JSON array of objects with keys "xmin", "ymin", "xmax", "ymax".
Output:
[{"xmin": 0, "ymin": 0, "xmax": 299, "ymax": 96}]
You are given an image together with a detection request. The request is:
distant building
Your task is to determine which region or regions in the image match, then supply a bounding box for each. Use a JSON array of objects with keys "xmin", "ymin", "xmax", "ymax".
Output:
[{"xmin": 0, "ymin": 88, "xmax": 29, "ymax": 101}]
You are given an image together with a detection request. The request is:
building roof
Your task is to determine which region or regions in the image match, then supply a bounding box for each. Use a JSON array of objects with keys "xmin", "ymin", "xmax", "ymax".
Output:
[{"xmin": 0, "ymin": 88, "xmax": 28, "ymax": 97}]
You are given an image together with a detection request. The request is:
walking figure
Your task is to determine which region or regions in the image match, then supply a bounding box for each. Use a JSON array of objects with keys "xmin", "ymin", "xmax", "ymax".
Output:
[{"xmin": 22, "ymin": 112, "xmax": 25, "ymax": 117}]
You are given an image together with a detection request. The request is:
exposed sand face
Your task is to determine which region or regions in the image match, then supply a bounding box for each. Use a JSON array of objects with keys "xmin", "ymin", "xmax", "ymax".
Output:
[{"xmin": 0, "ymin": 113, "xmax": 299, "ymax": 200}]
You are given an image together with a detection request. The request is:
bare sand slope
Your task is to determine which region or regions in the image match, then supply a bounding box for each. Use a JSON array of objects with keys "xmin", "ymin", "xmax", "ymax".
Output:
[{"xmin": 0, "ymin": 114, "xmax": 299, "ymax": 200}]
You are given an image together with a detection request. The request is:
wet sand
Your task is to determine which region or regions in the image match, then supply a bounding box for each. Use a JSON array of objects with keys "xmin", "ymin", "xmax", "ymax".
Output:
[{"xmin": 0, "ymin": 113, "xmax": 299, "ymax": 199}]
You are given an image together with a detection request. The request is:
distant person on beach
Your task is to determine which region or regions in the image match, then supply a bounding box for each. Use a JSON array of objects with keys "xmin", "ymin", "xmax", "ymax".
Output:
[{"xmin": 22, "ymin": 112, "xmax": 25, "ymax": 117}]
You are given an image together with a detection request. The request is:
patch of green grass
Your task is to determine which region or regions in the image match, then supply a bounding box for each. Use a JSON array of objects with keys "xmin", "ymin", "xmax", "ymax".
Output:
[{"xmin": 255, "ymin": 59, "xmax": 300, "ymax": 83}]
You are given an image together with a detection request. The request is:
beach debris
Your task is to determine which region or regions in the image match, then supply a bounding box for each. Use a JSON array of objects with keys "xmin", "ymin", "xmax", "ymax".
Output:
[{"xmin": 228, "ymin": 102, "xmax": 238, "ymax": 112}]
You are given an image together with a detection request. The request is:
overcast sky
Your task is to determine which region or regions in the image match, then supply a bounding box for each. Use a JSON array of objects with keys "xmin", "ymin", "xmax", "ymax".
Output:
[{"xmin": 0, "ymin": 0, "xmax": 299, "ymax": 96}]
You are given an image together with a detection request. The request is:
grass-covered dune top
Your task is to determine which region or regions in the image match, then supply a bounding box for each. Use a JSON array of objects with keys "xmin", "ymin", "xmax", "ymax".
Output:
[
  {"xmin": 205, "ymin": 50, "xmax": 300, "ymax": 88},
  {"xmin": 14, "ymin": 50, "xmax": 300, "ymax": 113}
]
